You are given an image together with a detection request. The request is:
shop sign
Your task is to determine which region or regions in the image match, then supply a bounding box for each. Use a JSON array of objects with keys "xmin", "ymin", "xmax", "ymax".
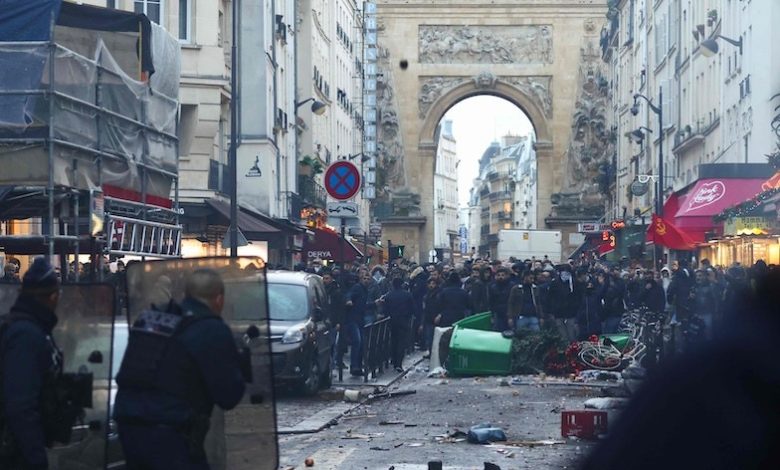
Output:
[
  {"xmin": 611, "ymin": 219, "xmax": 626, "ymax": 230},
  {"xmin": 578, "ymin": 223, "xmax": 610, "ymax": 233},
  {"xmin": 724, "ymin": 217, "xmax": 772, "ymax": 236},
  {"xmin": 686, "ymin": 180, "xmax": 726, "ymax": 212}
]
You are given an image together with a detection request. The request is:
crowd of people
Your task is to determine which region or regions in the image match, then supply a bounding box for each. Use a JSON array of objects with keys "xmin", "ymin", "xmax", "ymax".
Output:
[{"xmin": 304, "ymin": 254, "xmax": 773, "ymax": 375}]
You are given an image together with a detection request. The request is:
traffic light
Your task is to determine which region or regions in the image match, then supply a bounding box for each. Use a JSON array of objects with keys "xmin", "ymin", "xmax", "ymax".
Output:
[{"xmin": 387, "ymin": 243, "xmax": 405, "ymax": 261}]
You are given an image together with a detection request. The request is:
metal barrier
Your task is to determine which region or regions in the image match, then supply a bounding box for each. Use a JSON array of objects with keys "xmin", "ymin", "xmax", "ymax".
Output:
[{"xmin": 362, "ymin": 317, "xmax": 392, "ymax": 382}]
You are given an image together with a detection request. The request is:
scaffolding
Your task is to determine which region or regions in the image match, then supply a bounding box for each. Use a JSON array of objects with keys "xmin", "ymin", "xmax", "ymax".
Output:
[{"xmin": 0, "ymin": 2, "xmax": 182, "ymax": 276}]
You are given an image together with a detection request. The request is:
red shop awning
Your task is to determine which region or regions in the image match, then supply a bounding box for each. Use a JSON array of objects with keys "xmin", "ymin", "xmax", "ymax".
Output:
[
  {"xmin": 302, "ymin": 228, "xmax": 363, "ymax": 263},
  {"xmin": 673, "ymin": 178, "xmax": 767, "ymax": 243}
]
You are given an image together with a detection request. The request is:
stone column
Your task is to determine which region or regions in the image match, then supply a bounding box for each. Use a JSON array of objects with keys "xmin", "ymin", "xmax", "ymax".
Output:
[{"xmin": 535, "ymin": 141, "xmax": 555, "ymax": 228}]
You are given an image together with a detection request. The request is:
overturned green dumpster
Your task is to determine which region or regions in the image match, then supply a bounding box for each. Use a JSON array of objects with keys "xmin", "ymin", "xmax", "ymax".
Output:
[{"xmin": 447, "ymin": 312, "xmax": 512, "ymax": 376}]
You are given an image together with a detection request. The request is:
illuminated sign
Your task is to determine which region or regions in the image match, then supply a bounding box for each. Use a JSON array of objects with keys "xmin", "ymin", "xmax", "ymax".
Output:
[{"xmin": 610, "ymin": 219, "xmax": 626, "ymax": 230}]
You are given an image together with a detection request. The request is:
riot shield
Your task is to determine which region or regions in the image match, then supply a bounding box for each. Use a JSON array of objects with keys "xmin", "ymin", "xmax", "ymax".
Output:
[
  {"xmin": 0, "ymin": 282, "xmax": 116, "ymax": 470},
  {"xmin": 124, "ymin": 257, "xmax": 278, "ymax": 470}
]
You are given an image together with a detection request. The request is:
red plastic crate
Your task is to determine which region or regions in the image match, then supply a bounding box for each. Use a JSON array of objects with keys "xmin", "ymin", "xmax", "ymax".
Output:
[{"xmin": 561, "ymin": 410, "xmax": 608, "ymax": 439}]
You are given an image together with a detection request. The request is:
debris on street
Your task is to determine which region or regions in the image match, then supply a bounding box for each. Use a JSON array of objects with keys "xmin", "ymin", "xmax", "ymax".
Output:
[
  {"xmin": 367, "ymin": 389, "xmax": 417, "ymax": 402},
  {"xmin": 467, "ymin": 424, "xmax": 508, "ymax": 444},
  {"xmin": 583, "ymin": 397, "xmax": 629, "ymax": 410}
]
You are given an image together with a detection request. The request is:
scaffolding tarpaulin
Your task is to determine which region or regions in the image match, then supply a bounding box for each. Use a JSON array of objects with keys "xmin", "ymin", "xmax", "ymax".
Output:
[
  {"xmin": 0, "ymin": 1, "xmax": 179, "ymax": 202},
  {"xmin": 0, "ymin": 0, "xmax": 154, "ymax": 72}
]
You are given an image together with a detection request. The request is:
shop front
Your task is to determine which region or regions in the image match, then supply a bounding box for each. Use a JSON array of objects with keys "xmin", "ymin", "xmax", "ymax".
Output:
[{"xmin": 698, "ymin": 216, "xmax": 779, "ymax": 266}]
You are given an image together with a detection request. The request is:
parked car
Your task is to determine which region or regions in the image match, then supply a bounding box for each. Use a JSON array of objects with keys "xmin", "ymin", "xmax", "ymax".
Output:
[{"xmin": 265, "ymin": 271, "xmax": 335, "ymax": 395}]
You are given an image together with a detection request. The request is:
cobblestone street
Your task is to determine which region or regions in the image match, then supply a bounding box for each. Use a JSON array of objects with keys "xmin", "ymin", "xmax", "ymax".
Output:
[{"xmin": 274, "ymin": 367, "xmax": 610, "ymax": 469}]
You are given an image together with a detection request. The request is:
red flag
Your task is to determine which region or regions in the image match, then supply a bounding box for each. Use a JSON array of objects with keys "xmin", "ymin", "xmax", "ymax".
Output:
[{"xmin": 646, "ymin": 214, "xmax": 696, "ymax": 250}]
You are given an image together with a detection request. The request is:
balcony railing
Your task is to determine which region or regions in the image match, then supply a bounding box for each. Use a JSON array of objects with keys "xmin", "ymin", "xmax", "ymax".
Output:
[
  {"xmin": 497, "ymin": 211, "xmax": 513, "ymax": 220},
  {"xmin": 298, "ymin": 175, "xmax": 327, "ymax": 208},
  {"xmin": 489, "ymin": 191, "xmax": 512, "ymax": 201}
]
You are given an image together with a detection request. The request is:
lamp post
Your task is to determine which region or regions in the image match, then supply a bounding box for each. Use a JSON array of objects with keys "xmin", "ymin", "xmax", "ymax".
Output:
[
  {"xmin": 228, "ymin": 0, "xmax": 240, "ymax": 257},
  {"xmin": 631, "ymin": 88, "xmax": 664, "ymax": 217}
]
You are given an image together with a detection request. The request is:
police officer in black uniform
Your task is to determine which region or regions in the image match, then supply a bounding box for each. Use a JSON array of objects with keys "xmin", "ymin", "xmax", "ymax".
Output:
[
  {"xmin": 114, "ymin": 268, "xmax": 246, "ymax": 470},
  {"xmin": 1, "ymin": 257, "xmax": 63, "ymax": 470}
]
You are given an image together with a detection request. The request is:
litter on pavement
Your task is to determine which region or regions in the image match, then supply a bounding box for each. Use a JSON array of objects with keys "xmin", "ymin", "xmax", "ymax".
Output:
[
  {"xmin": 584, "ymin": 397, "xmax": 630, "ymax": 410},
  {"xmin": 467, "ymin": 424, "xmax": 508, "ymax": 444}
]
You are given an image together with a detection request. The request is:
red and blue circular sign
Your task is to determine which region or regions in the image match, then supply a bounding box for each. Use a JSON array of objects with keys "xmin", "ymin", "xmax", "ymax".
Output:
[{"xmin": 324, "ymin": 161, "xmax": 361, "ymax": 200}]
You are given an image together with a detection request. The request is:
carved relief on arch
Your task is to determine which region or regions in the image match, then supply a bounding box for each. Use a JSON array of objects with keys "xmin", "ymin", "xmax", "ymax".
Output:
[
  {"xmin": 418, "ymin": 75, "xmax": 553, "ymax": 120},
  {"xmin": 418, "ymin": 25, "xmax": 553, "ymax": 65}
]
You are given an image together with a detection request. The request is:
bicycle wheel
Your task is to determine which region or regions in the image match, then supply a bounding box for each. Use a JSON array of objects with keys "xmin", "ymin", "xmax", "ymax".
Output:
[{"xmin": 578, "ymin": 345, "xmax": 623, "ymax": 370}]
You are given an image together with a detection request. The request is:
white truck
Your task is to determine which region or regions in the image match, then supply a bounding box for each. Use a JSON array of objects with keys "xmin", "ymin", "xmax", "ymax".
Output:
[{"xmin": 496, "ymin": 229, "xmax": 563, "ymax": 263}]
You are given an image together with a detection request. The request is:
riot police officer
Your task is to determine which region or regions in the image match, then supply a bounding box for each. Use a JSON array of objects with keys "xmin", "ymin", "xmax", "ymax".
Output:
[
  {"xmin": 114, "ymin": 268, "xmax": 246, "ymax": 469},
  {"xmin": 1, "ymin": 257, "xmax": 62, "ymax": 469}
]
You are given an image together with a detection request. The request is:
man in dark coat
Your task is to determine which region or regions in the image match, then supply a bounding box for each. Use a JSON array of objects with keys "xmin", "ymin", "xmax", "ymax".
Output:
[
  {"xmin": 576, "ymin": 270, "xmax": 605, "ymax": 340},
  {"xmin": 508, "ymin": 271, "xmax": 540, "ymax": 331},
  {"xmin": 420, "ymin": 277, "xmax": 442, "ymax": 353},
  {"xmin": 469, "ymin": 266, "xmax": 492, "ymax": 315},
  {"xmin": 322, "ymin": 270, "xmax": 346, "ymax": 367},
  {"xmin": 115, "ymin": 269, "xmax": 246, "ymax": 469},
  {"xmin": 379, "ymin": 277, "xmax": 415, "ymax": 371},
  {"xmin": 602, "ymin": 270, "xmax": 626, "ymax": 333},
  {"xmin": 548, "ymin": 266, "xmax": 577, "ymax": 342},
  {"xmin": 488, "ymin": 267, "xmax": 513, "ymax": 332},
  {"xmin": 667, "ymin": 259, "xmax": 694, "ymax": 321},
  {"xmin": 344, "ymin": 272, "xmax": 373, "ymax": 375},
  {"xmin": 437, "ymin": 272, "xmax": 471, "ymax": 327},
  {"xmin": 1, "ymin": 257, "xmax": 62, "ymax": 469},
  {"xmin": 638, "ymin": 271, "xmax": 666, "ymax": 314},
  {"xmin": 690, "ymin": 269, "xmax": 717, "ymax": 339}
]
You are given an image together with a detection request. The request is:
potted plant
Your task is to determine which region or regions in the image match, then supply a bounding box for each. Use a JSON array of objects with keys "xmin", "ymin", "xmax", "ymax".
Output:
[{"xmin": 298, "ymin": 155, "xmax": 315, "ymax": 176}]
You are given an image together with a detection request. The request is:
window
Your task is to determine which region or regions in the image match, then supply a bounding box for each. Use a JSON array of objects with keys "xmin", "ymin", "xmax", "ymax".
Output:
[
  {"xmin": 135, "ymin": 0, "xmax": 162, "ymax": 24},
  {"xmin": 178, "ymin": 0, "xmax": 191, "ymax": 42}
]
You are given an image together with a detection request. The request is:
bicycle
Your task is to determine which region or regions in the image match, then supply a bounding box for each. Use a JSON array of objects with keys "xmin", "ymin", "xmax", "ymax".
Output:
[{"xmin": 577, "ymin": 334, "xmax": 647, "ymax": 370}]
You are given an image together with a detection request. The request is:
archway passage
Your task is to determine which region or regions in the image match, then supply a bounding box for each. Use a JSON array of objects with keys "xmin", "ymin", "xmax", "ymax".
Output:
[
  {"xmin": 432, "ymin": 96, "xmax": 536, "ymax": 263},
  {"xmin": 375, "ymin": 1, "xmax": 608, "ymax": 263}
]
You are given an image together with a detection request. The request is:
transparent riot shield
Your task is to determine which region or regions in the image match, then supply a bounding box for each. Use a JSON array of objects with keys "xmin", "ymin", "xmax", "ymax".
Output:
[
  {"xmin": 124, "ymin": 257, "xmax": 277, "ymax": 470},
  {"xmin": 0, "ymin": 282, "xmax": 116, "ymax": 470}
]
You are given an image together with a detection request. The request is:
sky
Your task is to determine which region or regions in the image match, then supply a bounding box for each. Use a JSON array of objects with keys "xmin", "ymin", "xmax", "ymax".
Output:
[{"xmin": 441, "ymin": 96, "xmax": 535, "ymax": 206}]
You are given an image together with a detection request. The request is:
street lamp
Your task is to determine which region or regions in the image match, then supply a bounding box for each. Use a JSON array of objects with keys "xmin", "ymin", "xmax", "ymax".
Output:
[
  {"xmin": 628, "ymin": 126, "xmax": 654, "ymax": 144},
  {"xmin": 632, "ymin": 90, "xmax": 664, "ymax": 217},
  {"xmin": 296, "ymin": 97, "xmax": 328, "ymax": 115},
  {"xmin": 700, "ymin": 35, "xmax": 743, "ymax": 57}
]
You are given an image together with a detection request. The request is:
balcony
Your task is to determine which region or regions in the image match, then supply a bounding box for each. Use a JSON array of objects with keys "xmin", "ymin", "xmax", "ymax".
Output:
[
  {"xmin": 497, "ymin": 211, "xmax": 513, "ymax": 220},
  {"xmin": 286, "ymin": 192, "xmax": 303, "ymax": 222},
  {"xmin": 298, "ymin": 175, "xmax": 327, "ymax": 208},
  {"xmin": 489, "ymin": 191, "xmax": 512, "ymax": 202}
]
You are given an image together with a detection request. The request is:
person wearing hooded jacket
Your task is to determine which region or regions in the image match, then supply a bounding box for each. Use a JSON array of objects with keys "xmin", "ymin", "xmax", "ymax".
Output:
[
  {"xmin": 468, "ymin": 266, "xmax": 492, "ymax": 315},
  {"xmin": 547, "ymin": 266, "xmax": 577, "ymax": 342},
  {"xmin": 638, "ymin": 271, "xmax": 666, "ymax": 313},
  {"xmin": 601, "ymin": 271, "xmax": 626, "ymax": 334},
  {"xmin": 575, "ymin": 269, "xmax": 606, "ymax": 340},
  {"xmin": 436, "ymin": 272, "xmax": 471, "ymax": 327},
  {"xmin": 1, "ymin": 257, "xmax": 62, "ymax": 470}
]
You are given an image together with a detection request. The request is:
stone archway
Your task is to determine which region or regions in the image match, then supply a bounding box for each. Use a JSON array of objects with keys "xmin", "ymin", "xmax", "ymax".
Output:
[{"xmin": 375, "ymin": 1, "xmax": 610, "ymax": 263}]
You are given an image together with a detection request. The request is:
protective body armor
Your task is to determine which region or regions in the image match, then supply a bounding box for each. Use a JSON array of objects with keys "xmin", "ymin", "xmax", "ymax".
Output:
[
  {"xmin": 0, "ymin": 313, "xmax": 68, "ymax": 463},
  {"xmin": 116, "ymin": 307, "xmax": 210, "ymax": 416}
]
